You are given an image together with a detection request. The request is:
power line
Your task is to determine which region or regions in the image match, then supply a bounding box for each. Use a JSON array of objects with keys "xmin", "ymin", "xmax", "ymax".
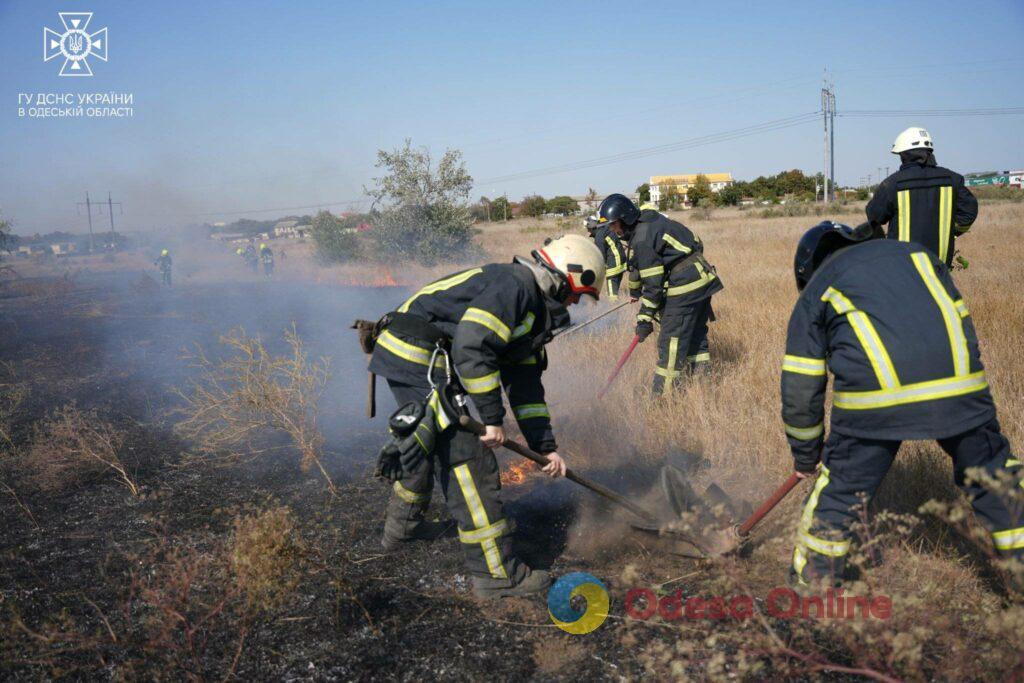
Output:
[
  {"xmin": 193, "ymin": 197, "xmax": 368, "ymax": 218},
  {"xmin": 838, "ymin": 107, "xmax": 1024, "ymax": 118},
  {"xmin": 478, "ymin": 112, "xmax": 821, "ymax": 185}
]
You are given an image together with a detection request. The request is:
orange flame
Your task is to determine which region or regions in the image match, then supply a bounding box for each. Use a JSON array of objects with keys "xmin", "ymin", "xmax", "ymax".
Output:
[
  {"xmin": 500, "ymin": 459, "xmax": 539, "ymax": 486},
  {"xmin": 344, "ymin": 268, "xmax": 398, "ymax": 287}
]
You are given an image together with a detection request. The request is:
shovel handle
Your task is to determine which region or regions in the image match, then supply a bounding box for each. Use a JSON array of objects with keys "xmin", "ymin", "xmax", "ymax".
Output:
[
  {"xmin": 458, "ymin": 415, "xmax": 656, "ymax": 523},
  {"xmin": 737, "ymin": 473, "xmax": 802, "ymax": 536},
  {"xmin": 598, "ymin": 334, "xmax": 641, "ymax": 399}
]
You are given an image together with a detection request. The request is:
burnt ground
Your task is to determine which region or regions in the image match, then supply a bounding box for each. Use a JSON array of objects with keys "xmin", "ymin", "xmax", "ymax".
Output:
[{"xmin": 0, "ymin": 271, "xmax": 696, "ymax": 681}]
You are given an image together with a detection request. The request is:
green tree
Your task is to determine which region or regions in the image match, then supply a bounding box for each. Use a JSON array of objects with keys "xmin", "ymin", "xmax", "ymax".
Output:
[
  {"xmin": 489, "ymin": 196, "xmax": 512, "ymax": 221},
  {"xmin": 0, "ymin": 213, "xmax": 9, "ymax": 255},
  {"xmin": 658, "ymin": 186, "xmax": 683, "ymax": 211},
  {"xmin": 688, "ymin": 174, "xmax": 713, "ymax": 207},
  {"xmin": 310, "ymin": 210, "xmax": 359, "ymax": 263},
  {"xmin": 545, "ymin": 196, "xmax": 580, "ymax": 215},
  {"xmin": 520, "ymin": 194, "xmax": 548, "ymax": 217},
  {"xmin": 714, "ymin": 184, "xmax": 743, "ymax": 207},
  {"xmin": 367, "ymin": 139, "xmax": 475, "ymax": 263},
  {"xmin": 636, "ymin": 183, "xmax": 651, "ymax": 204}
]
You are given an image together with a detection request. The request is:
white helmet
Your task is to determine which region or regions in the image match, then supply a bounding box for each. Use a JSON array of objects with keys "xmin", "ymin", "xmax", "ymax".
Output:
[
  {"xmin": 891, "ymin": 127, "xmax": 933, "ymax": 154},
  {"xmin": 532, "ymin": 234, "xmax": 606, "ymax": 301}
]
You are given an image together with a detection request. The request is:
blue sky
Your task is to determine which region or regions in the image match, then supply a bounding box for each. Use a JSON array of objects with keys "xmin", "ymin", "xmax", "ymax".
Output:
[{"xmin": 1, "ymin": 0, "xmax": 1022, "ymax": 232}]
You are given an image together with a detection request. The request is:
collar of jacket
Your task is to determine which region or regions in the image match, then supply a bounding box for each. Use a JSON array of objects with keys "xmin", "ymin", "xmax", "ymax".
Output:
[
  {"xmin": 511, "ymin": 256, "xmax": 571, "ymax": 340},
  {"xmin": 899, "ymin": 149, "xmax": 937, "ymax": 169}
]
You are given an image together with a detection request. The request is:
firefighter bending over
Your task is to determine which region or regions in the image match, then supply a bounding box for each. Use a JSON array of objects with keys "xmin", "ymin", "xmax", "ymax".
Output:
[
  {"xmin": 363, "ymin": 235, "xmax": 605, "ymax": 599},
  {"xmin": 598, "ymin": 193, "xmax": 723, "ymax": 393},
  {"xmin": 782, "ymin": 221, "xmax": 1021, "ymax": 589}
]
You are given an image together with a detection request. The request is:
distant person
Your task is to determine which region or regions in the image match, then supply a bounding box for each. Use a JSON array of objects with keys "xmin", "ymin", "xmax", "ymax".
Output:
[
  {"xmin": 243, "ymin": 242, "xmax": 259, "ymax": 273},
  {"xmin": 362, "ymin": 235, "xmax": 603, "ymax": 599},
  {"xmin": 866, "ymin": 127, "xmax": 979, "ymax": 267},
  {"xmin": 597, "ymin": 193, "xmax": 722, "ymax": 393},
  {"xmin": 154, "ymin": 249, "xmax": 172, "ymax": 286},
  {"xmin": 782, "ymin": 221, "xmax": 1020, "ymax": 589},
  {"xmin": 259, "ymin": 243, "xmax": 274, "ymax": 277},
  {"xmin": 279, "ymin": 248, "xmax": 286, "ymax": 262},
  {"xmin": 590, "ymin": 215, "xmax": 628, "ymax": 301}
]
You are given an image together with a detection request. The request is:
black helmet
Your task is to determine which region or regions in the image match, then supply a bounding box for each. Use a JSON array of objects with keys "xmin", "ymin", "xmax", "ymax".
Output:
[
  {"xmin": 794, "ymin": 221, "xmax": 882, "ymax": 291},
  {"xmin": 597, "ymin": 193, "xmax": 640, "ymax": 230}
]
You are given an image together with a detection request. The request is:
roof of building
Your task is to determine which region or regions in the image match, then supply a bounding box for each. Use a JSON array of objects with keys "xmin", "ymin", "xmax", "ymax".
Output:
[{"xmin": 650, "ymin": 173, "xmax": 733, "ymax": 185}]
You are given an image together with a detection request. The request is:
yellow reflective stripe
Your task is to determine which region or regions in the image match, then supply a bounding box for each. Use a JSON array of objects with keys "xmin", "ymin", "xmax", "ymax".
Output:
[
  {"xmin": 954, "ymin": 222, "xmax": 971, "ymax": 235},
  {"xmin": 1006, "ymin": 458, "xmax": 1022, "ymax": 468},
  {"xmin": 628, "ymin": 279, "xmax": 642, "ymax": 290},
  {"xmin": 399, "ymin": 268, "xmax": 483, "ymax": 313},
  {"xmin": 783, "ymin": 354, "xmax": 826, "ymax": 376},
  {"xmin": 953, "ymin": 299, "xmax": 969, "ymax": 318},
  {"xmin": 376, "ymin": 330, "xmax": 444, "ymax": 367},
  {"xmin": 822, "ymin": 287, "xmax": 898, "ymax": 390},
  {"xmin": 517, "ymin": 355, "xmax": 538, "ymax": 365},
  {"xmin": 606, "ymin": 264, "xmax": 626, "ymax": 277},
  {"xmin": 639, "ymin": 297, "xmax": 659, "ymax": 309},
  {"xmin": 393, "ymin": 480, "xmax": 430, "ymax": 504},
  {"xmin": 639, "ymin": 265, "xmax": 665, "ymax": 278},
  {"xmin": 687, "ymin": 352, "xmax": 710, "ymax": 363},
  {"xmin": 792, "ymin": 545, "xmax": 809, "ymax": 585},
  {"xmin": 511, "ymin": 312, "xmax": 535, "ymax": 339},
  {"xmin": 453, "ymin": 464, "xmax": 507, "ymax": 579},
  {"xmin": 637, "ymin": 313, "xmax": 655, "ymax": 323},
  {"xmin": 786, "ymin": 422, "xmax": 824, "ymax": 441},
  {"xmin": 462, "ymin": 370, "xmax": 500, "ymax": 394},
  {"xmin": 458, "ymin": 518, "xmax": 509, "ymax": 544},
  {"xmin": 605, "ymin": 235, "xmax": 623, "ymax": 270},
  {"xmin": 897, "ymin": 190, "xmax": 910, "ymax": 242},
  {"xmin": 992, "ymin": 527, "xmax": 1024, "ymax": 551},
  {"xmin": 462, "ymin": 307, "xmax": 511, "ymax": 343},
  {"xmin": 512, "ymin": 403, "xmax": 549, "ymax": 420},
  {"xmin": 654, "ymin": 366, "xmax": 682, "ymax": 379},
  {"xmin": 665, "ymin": 270, "xmax": 716, "ymax": 296},
  {"xmin": 427, "ymin": 390, "xmax": 452, "ymax": 430},
  {"xmin": 798, "ymin": 529, "xmax": 851, "ymax": 557},
  {"xmin": 938, "ymin": 185, "xmax": 952, "ymax": 263},
  {"xmin": 912, "ymin": 252, "xmax": 969, "ymax": 376},
  {"xmin": 662, "ymin": 233, "xmax": 693, "ymax": 254},
  {"xmin": 835, "ymin": 370, "xmax": 988, "ymax": 410}
]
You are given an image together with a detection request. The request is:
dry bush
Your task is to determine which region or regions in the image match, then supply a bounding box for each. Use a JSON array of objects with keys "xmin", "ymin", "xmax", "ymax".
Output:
[
  {"xmin": 175, "ymin": 326, "xmax": 336, "ymax": 494},
  {"xmin": 230, "ymin": 505, "xmax": 306, "ymax": 612},
  {"xmin": 20, "ymin": 404, "xmax": 138, "ymax": 496}
]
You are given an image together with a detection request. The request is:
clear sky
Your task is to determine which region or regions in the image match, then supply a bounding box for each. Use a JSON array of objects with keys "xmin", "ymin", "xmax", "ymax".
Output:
[{"xmin": 1, "ymin": 0, "xmax": 1022, "ymax": 232}]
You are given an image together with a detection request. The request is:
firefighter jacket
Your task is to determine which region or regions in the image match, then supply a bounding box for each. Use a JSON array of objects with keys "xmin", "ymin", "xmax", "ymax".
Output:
[
  {"xmin": 260, "ymin": 247, "xmax": 274, "ymax": 264},
  {"xmin": 630, "ymin": 209, "xmax": 722, "ymax": 323},
  {"xmin": 368, "ymin": 262, "xmax": 568, "ymax": 453},
  {"xmin": 781, "ymin": 239, "xmax": 994, "ymax": 471},
  {"xmin": 155, "ymin": 254, "xmax": 172, "ymax": 271},
  {"xmin": 593, "ymin": 224, "xmax": 628, "ymax": 284},
  {"xmin": 866, "ymin": 160, "xmax": 978, "ymax": 267}
]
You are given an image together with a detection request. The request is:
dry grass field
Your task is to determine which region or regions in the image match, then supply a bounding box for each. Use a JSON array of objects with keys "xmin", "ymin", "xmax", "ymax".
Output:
[{"xmin": 1, "ymin": 200, "xmax": 1022, "ymax": 680}]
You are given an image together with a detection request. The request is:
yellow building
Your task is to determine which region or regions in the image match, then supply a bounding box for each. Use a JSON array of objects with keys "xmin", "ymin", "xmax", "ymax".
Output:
[{"xmin": 649, "ymin": 173, "xmax": 733, "ymax": 205}]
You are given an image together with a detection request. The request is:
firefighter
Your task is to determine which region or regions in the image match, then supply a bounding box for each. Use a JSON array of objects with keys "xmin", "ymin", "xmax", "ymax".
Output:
[
  {"xmin": 154, "ymin": 249, "xmax": 172, "ymax": 287},
  {"xmin": 782, "ymin": 220, "xmax": 1022, "ymax": 588},
  {"xmin": 243, "ymin": 242, "xmax": 259, "ymax": 272},
  {"xmin": 260, "ymin": 243, "xmax": 275, "ymax": 278},
  {"xmin": 866, "ymin": 127, "xmax": 979, "ymax": 268},
  {"xmin": 364, "ymin": 235, "xmax": 605, "ymax": 599},
  {"xmin": 597, "ymin": 193, "xmax": 723, "ymax": 393},
  {"xmin": 591, "ymin": 217, "xmax": 628, "ymax": 301}
]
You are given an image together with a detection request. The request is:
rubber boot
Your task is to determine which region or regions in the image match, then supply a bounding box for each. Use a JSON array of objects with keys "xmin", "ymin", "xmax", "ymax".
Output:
[
  {"xmin": 382, "ymin": 497, "xmax": 451, "ymax": 551},
  {"xmin": 472, "ymin": 567, "xmax": 551, "ymax": 600}
]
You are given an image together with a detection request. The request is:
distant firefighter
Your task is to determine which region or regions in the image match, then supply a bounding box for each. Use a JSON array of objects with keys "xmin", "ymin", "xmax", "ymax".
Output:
[
  {"xmin": 243, "ymin": 242, "xmax": 259, "ymax": 272},
  {"xmin": 260, "ymin": 243, "xmax": 274, "ymax": 277},
  {"xmin": 154, "ymin": 249, "xmax": 172, "ymax": 286}
]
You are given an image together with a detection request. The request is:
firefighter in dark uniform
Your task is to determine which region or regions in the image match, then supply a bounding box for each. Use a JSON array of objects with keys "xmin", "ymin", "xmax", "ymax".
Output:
[
  {"xmin": 243, "ymin": 242, "xmax": 259, "ymax": 273},
  {"xmin": 866, "ymin": 127, "xmax": 979, "ymax": 268},
  {"xmin": 365, "ymin": 235, "xmax": 606, "ymax": 599},
  {"xmin": 592, "ymin": 219, "xmax": 628, "ymax": 301},
  {"xmin": 597, "ymin": 193, "xmax": 723, "ymax": 394},
  {"xmin": 782, "ymin": 221, "xmax": 1021, "ymax": 588},
  {"xmin": 154, "ymin": 249, "xmax": 172, "ymax": 286},
  {"xmin": 259, "ymin": 243, "xmax": 275, "ymax": 278}
]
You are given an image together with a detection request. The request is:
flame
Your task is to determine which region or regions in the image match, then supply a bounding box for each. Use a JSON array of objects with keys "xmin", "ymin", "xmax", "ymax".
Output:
[
  {"xmin": 500, "ymin": 459, "xmax": 539, "ymax": 486},
  {"xmin": 344, "ymin": 268, "xmax": 398, "ymax": 287}
]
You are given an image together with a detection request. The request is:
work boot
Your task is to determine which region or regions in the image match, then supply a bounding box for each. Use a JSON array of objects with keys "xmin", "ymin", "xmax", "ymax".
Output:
[
  {"xmin": 472, "ymin": 568, "xmax": 551, "ymax": 600},
  {"xmin": 381, "ymin": 519, "xmax": 454, "ymax": 552}
]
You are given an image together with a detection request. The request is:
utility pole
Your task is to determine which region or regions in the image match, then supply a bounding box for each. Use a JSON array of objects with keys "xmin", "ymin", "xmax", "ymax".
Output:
[
  {"xmin": 77, "ymin": 192, "xmax": 96, "ymax": 252},
  {"xmin": 503, "ymin": 192, "xmax": 508, "ymax": 221},
  {"xmin": 821, "ymin": 72, "xmax": 836, "ymax": 203},
  {"xmin": 105, "ymin": 192, "xmax": 123, "ymax": 248}
]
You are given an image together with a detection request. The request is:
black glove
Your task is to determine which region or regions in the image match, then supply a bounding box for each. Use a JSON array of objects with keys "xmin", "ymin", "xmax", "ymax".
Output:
[
  {"xmin": 792, "ymin": 451, "xmax": 821, "ymax": 476},
  {"xmin": 375, "ymin": 441, "xmax": 403, "ymax": 482},
  {"xmin": 635, "ymin": 320, "xmax": 654, "ymax": 342}
]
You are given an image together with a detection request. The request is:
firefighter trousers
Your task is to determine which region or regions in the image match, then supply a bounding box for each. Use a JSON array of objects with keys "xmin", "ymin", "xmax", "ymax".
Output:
[
  {"xmin": 383, "ymin": 381, "xmax": 528, "ymax": 583},
  {"xmin": 791, "ymin": 418, "xmax": 1023, "ymax": 585},
  {"xmin": 606, "ymin": 274, "xmax": 623, "ymax": 301},
  {"xmin": 652, "ymin": 297, "xmax": 712, "ymax": 394}
]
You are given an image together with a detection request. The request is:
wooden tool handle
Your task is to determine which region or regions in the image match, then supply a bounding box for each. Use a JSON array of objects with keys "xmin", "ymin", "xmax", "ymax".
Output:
[{"xmin": 737, "ymin": 473, "xmax": 802, "ymax": 536}]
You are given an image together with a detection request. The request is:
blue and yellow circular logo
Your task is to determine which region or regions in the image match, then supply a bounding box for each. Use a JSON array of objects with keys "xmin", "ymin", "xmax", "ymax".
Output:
[{"xmin": 547, "ymin": 572, "xmax": 609, "ymax": 634}]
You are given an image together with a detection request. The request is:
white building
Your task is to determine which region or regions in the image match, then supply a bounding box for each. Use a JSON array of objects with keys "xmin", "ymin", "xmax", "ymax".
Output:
[{"xmin": 649, "ymin": 173, "xmax": 734, "ymax": 205}]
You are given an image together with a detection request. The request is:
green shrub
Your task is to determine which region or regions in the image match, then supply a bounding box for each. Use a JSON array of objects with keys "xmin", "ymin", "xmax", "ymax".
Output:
[{"xmin": 310, "ymin": 210, "xmax": 359, "ymax": 264}]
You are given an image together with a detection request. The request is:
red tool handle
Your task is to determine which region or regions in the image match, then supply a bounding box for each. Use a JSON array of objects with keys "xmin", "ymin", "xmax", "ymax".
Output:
[
  {"xmin": 598, "ymin": 334, "xmax": 640, "ymax": 399},
  {"xmin": 737, "ymin": 473, "xmax": 802, "ymax": 536}
]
